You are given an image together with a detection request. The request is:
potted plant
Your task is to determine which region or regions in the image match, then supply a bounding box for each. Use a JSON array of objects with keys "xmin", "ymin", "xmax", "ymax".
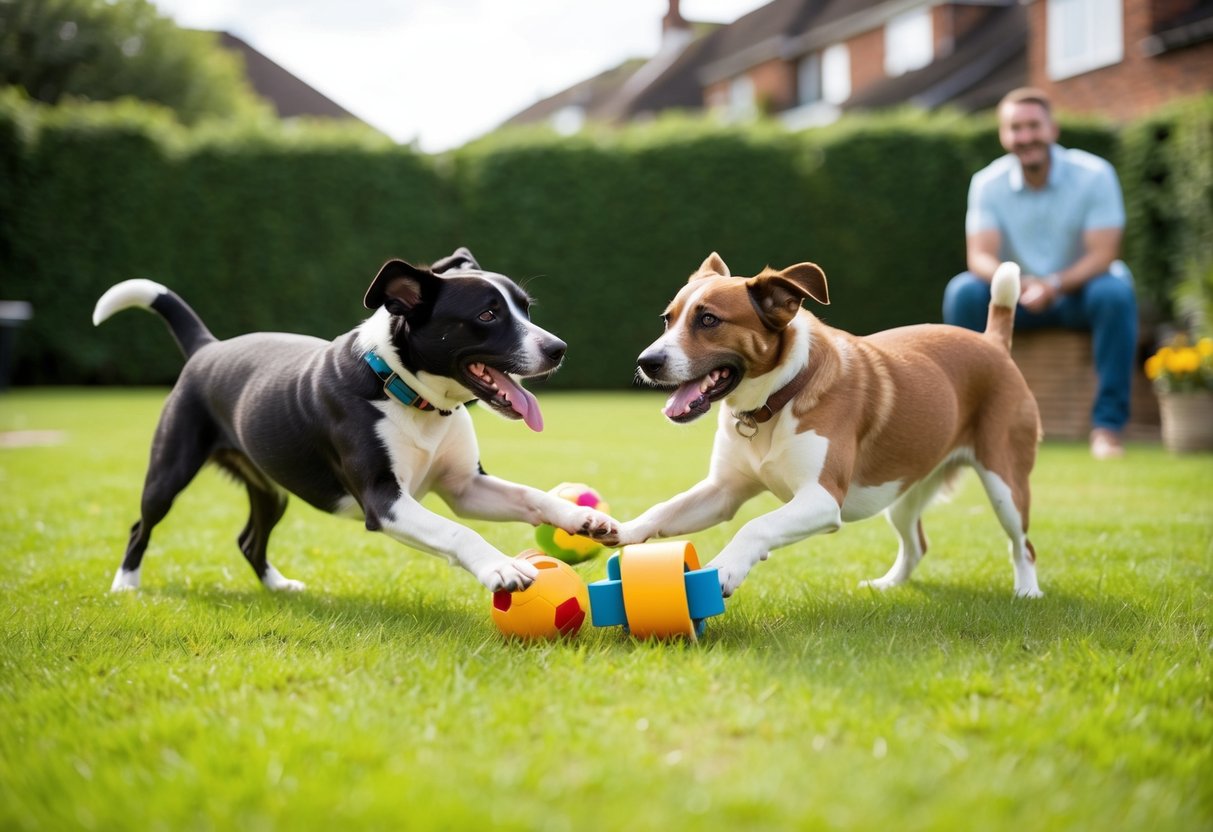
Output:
[{"xmin": 1145, "ymin": 334, "xmax": 1213, "ymax": 453}]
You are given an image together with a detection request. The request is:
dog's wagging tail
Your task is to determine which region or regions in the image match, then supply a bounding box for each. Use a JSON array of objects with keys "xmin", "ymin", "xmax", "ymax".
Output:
[{"xmin": 94, "ymin": 279, "xmax": 216, "ymax": 358}]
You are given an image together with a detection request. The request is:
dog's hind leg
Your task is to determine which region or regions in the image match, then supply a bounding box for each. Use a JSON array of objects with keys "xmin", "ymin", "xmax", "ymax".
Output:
[
  {"xmin": 973, "ymin": 462, "xmax": 1042, "ymax": 598},
  {"xmin": 214, "ymin": 449, "xmax": 303, "ymax": 592},
  {"xmin": 112, "ymin": 403, "xmax": 214, "ymax": 591},
  {"xmin": 861, "ymin": 468, "xmax": 949, "ymax": 591},
  {"xmin": 238, "ymin": 482, "xmax": 301, "ymax": 592}
]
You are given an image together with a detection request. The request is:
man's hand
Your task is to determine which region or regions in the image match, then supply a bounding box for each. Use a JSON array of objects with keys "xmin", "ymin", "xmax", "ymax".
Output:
[{"xmin": 1019, "ymin": 275, "xmax": 1058, "ymax": 313}]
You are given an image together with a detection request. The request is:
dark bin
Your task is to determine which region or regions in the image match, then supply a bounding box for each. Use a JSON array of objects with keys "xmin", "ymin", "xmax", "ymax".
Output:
[{"xmin": 0, "ymin": 301, "xmax": 32, "ymax": 391}]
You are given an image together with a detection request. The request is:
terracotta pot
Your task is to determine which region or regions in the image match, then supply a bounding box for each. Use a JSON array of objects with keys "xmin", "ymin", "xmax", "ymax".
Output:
[{"xmin": 1159, "ymin": 391, "xmax": 1213, "ymax": 453}]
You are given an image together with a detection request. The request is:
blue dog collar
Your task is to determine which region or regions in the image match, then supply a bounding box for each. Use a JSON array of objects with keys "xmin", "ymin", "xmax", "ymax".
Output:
[{"xmin": 364, "ymin": 351, "xmax": 435, "ymax": 412}]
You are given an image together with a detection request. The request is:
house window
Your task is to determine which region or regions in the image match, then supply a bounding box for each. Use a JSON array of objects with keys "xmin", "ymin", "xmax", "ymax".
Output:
[
  {"xmin": 1047, "ymin": 0, "xmax": 1123, "ymax": 80},
  {"xmin": 551, "ymin": 105, "xmax": 585, "ymax": 136},
  {"xmin": 728, "ymin": 74, "xmax": 756, "ymax": 118},
  {"xmin": 885, "ymin": 6, "xmax": 933, "ymax": 77},
  {"xmin": 797, "ymin": 52, "xmax": 822, "ymax": 105},
  {"xmin": 822, "ymin": 43, "xmax": 850, "ymax": 104}
]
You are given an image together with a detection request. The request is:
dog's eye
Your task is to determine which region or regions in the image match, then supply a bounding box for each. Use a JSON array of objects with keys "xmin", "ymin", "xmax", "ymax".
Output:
[
  {"xmin": 700, "ymin": 312, "xmax": 720, "ymax": 328},
  {"xmin": 478, "ymin": 310, "xmax": 496, "ymax": 322}
]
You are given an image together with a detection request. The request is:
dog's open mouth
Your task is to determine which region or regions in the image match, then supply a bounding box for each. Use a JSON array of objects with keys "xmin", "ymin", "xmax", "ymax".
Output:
[
  {"xmin": 662, "ymin": 366, "xmax": 740, "ymax": 423},
  {"xmin": 464, "ymin": 362, "xmax": 544, "ymax": 432}
]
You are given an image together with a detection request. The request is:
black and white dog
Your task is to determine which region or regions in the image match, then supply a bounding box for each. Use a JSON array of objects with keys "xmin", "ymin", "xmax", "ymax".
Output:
[{"xmin": 93, "ymin": 248, "xmax": 617, "ymax": 594}]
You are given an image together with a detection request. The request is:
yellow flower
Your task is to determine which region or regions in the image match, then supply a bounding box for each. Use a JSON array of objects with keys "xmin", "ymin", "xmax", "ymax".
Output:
[
  {"xmin": 1178, "ymin": 349, "xmax": 1201, "ymax": 374},
  {"xmin": 1146, "ymin": 335, "xmax": 1213, "ymax": 392},
  {"xmin": 1145, "ymin": 354, "xmax": 1163, "ymax": 380},
  {"xmin": 1164, "ymin": 349, "xmax": 1183, "ymax": 375}
]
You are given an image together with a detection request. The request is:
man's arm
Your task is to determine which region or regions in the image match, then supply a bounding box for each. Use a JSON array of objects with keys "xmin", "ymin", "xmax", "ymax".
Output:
[{"xmin": 965, "ymin": 228, "xmax": 1004, "ymax": 282}]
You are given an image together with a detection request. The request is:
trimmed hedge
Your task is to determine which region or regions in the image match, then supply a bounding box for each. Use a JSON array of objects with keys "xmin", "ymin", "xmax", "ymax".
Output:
[
  {"xmin": 2, "ymin": 96, "xmax": 459, "ymax": 384},
  {"xmin": 1, "ymin": 95, "xmax": 1207, "ymax": 388},
  {"xmin": 1121, "ymin": 96, "xmax": 1213, "ymax": 322}
]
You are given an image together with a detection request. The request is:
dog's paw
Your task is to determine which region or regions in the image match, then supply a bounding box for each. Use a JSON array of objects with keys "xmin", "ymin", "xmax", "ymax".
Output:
[
  {"xmin": 564, "ymin": 507, "xmax": 619, "ymax": 542},
  {"xmin": 707, "ymin": 553, "xmax": 755, "ymax": 599},
  {"xmin": 478, "ymin": 556, "xmax": 538, "ymax": 593},
  {"xmin": 859, "ymin": 576, "xmax": 901, "ymax": 591},
  {"xmin": 262, "ymin": 565, "xmax": 306, "ymax": 592},
  {"xmin": 1014, "ymin": 586, "xmax": 1044, "ymax": 599},
  {"xmin": 110, "ymin": 568, "xmax": 141, "ymax": 592},
  {"xmin": 597, "ymin": 519, "xmax": 648, "ymax": 549}
]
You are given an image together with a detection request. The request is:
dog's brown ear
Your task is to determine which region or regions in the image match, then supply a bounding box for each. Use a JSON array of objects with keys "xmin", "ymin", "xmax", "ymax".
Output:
[
  {"xmin": 746, "ymin": 263, "xmax": 829, "ymax": 331},
  {"xmin": 690, "ymin": 251, "xmax": 731, "ymax": 281},
  {"xmin": 363, "ymin": 259, "xmax": 439, "ymax": 314},
  {"xmin": 778, "ymin": 262, "xmax": 829, "ymax": 306}
]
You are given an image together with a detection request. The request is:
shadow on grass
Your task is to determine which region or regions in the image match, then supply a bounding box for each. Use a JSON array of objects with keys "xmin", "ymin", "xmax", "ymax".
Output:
[
  {"xmin": 709, "ymin": 579, "xmax": 1152, "ymax": 658},
  {"xmin": 145, "ymin": 575, "xmax": 1151, "ymax": 661},
  {"xmin": 151, "ymin": 582, "xmax": 488, "ymax": 649}
]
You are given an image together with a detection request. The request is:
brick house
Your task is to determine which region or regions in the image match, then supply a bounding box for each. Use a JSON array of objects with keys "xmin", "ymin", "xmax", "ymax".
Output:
[
  {"xmin": 504, "ymin": 0, "xmax": 1030, "ymax": 132},
  {"xmin": 1023, "ymin": 0, "xmax": 1213, "ymax": 120},
  {"xmin": 503, "ymin": 0, "xmax": 1211, "ymax": 133},
  {"xmin": 699, "ymin": 0, "xmax": 1028, "ymax": 128}
]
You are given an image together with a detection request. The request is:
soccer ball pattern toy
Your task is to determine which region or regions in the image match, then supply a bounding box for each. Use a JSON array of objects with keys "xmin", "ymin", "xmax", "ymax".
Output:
[
  {"xmin": 491, "ymin": 550, "xmax": 590, "ymax": 640},
  {"xmin": 534, "ymin": 483, "xmax": 610, "ymax": 563},
  {"xmin": 588, "ymin": 541, "xmax": 725, "ymax": 641}
]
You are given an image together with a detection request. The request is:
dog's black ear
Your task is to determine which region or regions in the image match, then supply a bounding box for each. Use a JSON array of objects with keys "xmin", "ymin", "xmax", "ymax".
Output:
[
  {"xmin": 364, "ymin": 259, "xmax": 440, "ymax": 315},
  {"xmin": 746, "ymin": 262, "xmax": 829, "ymax": 331},
  {"xmin": 430, "ymin": 246, "xmax": 481, "ymax": 274},
  {"xmin": 690, "ymin": 251, "xmax": 730, "ymax": 282}
]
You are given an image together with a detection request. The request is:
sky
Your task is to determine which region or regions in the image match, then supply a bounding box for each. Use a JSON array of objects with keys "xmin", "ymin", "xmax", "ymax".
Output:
[{"xmin": 149, "ymin": 0, "xmax": 771, "ymax": 153}]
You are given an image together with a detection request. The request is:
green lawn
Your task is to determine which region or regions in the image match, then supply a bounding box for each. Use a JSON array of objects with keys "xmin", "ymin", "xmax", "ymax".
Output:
[{"xmin": 1, "ymin": 388, "xmax": 1209, "ymax": 831}]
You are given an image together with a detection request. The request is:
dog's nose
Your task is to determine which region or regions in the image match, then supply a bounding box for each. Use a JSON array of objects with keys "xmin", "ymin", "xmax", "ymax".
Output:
[
  {"xmin": 638, "ymin": 348, "xmax": 665, "ymax": 379},
  {"xmin": 542, "ymin": 337, "xmax": 567, "ymax": 365}
]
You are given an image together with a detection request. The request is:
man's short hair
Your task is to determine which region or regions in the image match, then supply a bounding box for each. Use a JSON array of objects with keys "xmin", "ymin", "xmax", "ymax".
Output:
[{"xmin": 999, "ymin": 87, "xmax": 1052, "ymax": 114}]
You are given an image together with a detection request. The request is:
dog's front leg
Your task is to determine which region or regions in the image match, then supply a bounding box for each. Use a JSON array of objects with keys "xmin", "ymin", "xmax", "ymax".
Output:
[
  {"xmin": 370, "ymin": 493, "xmax": 538, "ymax": 592},
  {"xmin": 608, "ymin": 474, "xmax": 761, "ymax": 547},
  {"xmin": 708, "ymin": 483, "xmax": 842, "ymax": 597},
  {"xmin": 440, "ymin": 474, "xmax": 619, "ymax": 541}
]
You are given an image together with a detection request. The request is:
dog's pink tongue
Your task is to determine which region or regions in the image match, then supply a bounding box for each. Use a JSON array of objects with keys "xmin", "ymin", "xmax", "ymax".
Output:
[
  {"xmin": 663, "ymin": 379, "xmax": 705, "ymax": 419},
  {"xmin": 483, "ymin": 366, "xmax": 544, "ymax": 432}
]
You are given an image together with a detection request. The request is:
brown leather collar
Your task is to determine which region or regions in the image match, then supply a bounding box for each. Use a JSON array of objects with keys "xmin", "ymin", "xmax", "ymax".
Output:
[{"xmin": 733, "ymin": 363, "xmax": 812, "ymax": 437}]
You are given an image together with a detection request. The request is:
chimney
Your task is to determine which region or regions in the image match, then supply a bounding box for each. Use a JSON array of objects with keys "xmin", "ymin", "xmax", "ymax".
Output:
[
  {"xmin": 661, "ymin": 0, "xmax": 692, "ymax": 51},
  {"xmin": 663, "ymin": 0, "xmax": 689, "ymax": 36}
]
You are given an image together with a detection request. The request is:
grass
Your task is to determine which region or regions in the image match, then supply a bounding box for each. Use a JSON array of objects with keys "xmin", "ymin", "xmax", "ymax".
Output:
[{"xmin": 1, "ymin": 388, "xmax": 1210, "ymax": 831}]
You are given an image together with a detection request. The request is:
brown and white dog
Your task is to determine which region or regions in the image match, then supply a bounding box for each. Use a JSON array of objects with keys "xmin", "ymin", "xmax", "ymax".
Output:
[{"xmin": 605, "ymin": 253, "xmax": 1043, "ymax": 599}]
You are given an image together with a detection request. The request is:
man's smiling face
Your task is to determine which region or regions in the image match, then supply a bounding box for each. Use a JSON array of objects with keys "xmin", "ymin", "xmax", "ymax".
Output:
[{"xmin": 998, "ymin": 100, "xmax": 1058, "ymax": 175}]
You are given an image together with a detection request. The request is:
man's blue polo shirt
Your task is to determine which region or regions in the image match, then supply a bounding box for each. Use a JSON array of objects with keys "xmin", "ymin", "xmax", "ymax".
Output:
[{"xmin": 965, "ymin": 144, "xmax": 1125, "ymax": 278}]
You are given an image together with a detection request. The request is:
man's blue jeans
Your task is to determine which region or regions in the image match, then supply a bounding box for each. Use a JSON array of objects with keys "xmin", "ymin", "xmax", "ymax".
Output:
[{"xmin": 942, "ymin": 262, "xmax": 1137, "ymax": 432}]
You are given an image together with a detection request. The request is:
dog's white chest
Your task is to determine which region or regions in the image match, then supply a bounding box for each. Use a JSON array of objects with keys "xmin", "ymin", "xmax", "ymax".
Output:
[
  {"xmin": 372, "ymin": 401, "xmax": 457, "ymax": 495},
  {"xmin": 733, "ymin": 423, "xmax": 831, "ymax": 503}
]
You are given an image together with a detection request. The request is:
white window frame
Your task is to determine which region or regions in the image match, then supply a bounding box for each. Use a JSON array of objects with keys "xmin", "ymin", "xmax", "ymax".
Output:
[
  {"xmin": 885, "ymin": 6, "xmax": 934, "ymax": 77},
  {"xmin": 551, "ymin": 105, "xmax": 585, "ymax": 136},
  {"xmin": 797, "ymin": 52, "xmax": 822, "ymax": 106},
  {"xmin": 728, "ymin": 74, "xmax": 757, "ymax": 119},
  {"xmin": 821, "ymin": 43, "xmax": 851, "ymax": 105},
  {"xmin": 1047, "ymin": 0, "xmax": 1124, "ymax": 80}
]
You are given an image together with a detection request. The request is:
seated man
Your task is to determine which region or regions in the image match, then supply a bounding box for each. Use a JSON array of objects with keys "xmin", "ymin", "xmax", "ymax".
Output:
[{"xmin": 943, "ymin": 87, "xmax": 1137, "ymax": 459}]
